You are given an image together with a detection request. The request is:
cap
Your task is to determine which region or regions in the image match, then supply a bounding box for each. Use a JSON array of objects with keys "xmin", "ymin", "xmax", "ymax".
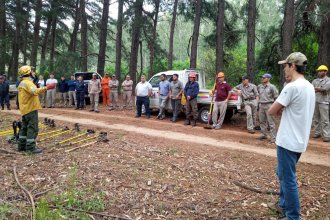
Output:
[
  {"xmin": 316, "ymin": 65, "xmax": 328, "ymax": 72},
  {"xmin": 92, "ymin": 73, "xmax": 97, "ymax": 76},
  {"xmin": 242, "ymin": 76, "xmax": 249, "ymax": 80},
  {"xmin": 278, "ymin": 52, "xmax": 307, "ymax": 66},
  {"xmin": 261, "ymin": 73, "xmax": 272, "ymax": 78}
]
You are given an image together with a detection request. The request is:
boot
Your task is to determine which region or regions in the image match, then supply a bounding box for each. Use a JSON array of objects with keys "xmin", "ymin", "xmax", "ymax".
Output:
[
  {"xmin": 31, "ymin": 148, "xmax": 43, "ymax": 154},
  {"xmin": 191, "ymin": 120, "xmax": 196, "ymax": 127},
  {"xmin": 7, "ymin": 105, "xmax": 10, "ymax": 110},
  {"xmin": 184, "ymin": 119, "xmax": 190, "ymax": 125},
  {"xmin": 1, "ymin": 105, "xmax": 4, "ymax": 110}
]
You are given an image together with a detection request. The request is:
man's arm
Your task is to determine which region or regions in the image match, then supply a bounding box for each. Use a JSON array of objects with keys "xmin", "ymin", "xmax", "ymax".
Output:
[{"xmin": 268, "ymin": 101, "xmax": 284, "ymax": 116}]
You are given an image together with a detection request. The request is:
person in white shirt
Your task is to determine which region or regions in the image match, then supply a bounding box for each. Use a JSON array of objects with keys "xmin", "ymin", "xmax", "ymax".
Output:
[
  {"xmin": 38, "ymin": 75, "xmax": 46, "ymax": 108},
  {"xmin": 268, "ymin": 52, "xmax": 315, "ymax": 220},
  {"xmin": 135, "ymin": 75, "xmax": 152, "ymax": 118},
  {"xmin": 46, "ymin": 73, "xmax": 58, "ymax": 108}
]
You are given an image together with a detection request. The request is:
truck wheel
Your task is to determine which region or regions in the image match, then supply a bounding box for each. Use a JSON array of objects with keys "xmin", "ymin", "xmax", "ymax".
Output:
[
  {"xmin": 224, "ymin": 109, "xmax": 234, "ymax": 121},
  {"xmin": 198, "ymin": 106, "xmax": 210, "ymax": 124}
]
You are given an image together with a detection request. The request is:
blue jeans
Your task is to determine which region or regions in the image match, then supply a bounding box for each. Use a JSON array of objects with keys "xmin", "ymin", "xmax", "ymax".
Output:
[
  {"xmin": 277, "ymin": 146, "xmax": 301, "ymax": 220},
  {"xmin": 76, "ymin": 91, "xmax": 85, "ymax": 108},
  {"xmin": 136, "ymin": 96, "xmax": 150, "ymax": 117}
]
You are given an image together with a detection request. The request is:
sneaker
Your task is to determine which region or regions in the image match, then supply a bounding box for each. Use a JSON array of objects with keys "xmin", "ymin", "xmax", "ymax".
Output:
[
  {"xmin": 212, "ymin": 124, "xmax": 217, "ymax": 129},
  {"xmin": 160, "ymin": 115, "xmax": 165, "ymax": 120},
  {"xmin": 135, "ymin": 115, "xmax": 141, "ymax": 118},
  {"xmin": 89, "ymin": 109, "xmax": 94, "ymax": 112},
  {"xmin": 313, "ymin": 134, "xmax": 321, "ymax": 138},
  {"xmin": 248, "ymin": 130, "xmax": 255, "ymax": 134},
  {"xmin": 215, "ymin": 124, "xmax": 221, "ymax": 130},
  {"xmin": 323, "ymin": 138, "xmax": 330, "ymax": 142},
  {"xmin": 258, "ymin": 135, "xmax": 267, "ymax": 140},
  {"xmin": 95, "ymin": 110, "xmax": 100, "ymax": 113},
  {"xmin": 267, "ymin": 202, "xmax": 285, "ymax": 216}
]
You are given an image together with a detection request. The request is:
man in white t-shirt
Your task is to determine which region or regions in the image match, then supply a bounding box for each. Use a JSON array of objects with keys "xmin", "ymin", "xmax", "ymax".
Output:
[
  {"xmin": 46, "ymin": 73, "xmax": 58, "ymax": 108},
  {"xmin": 268, "ymin": 52, "xmax": 315, "ymax": 220},
  {"xmin": 135, "ymin": 75, "xmax": 152, "ymax": 118}
]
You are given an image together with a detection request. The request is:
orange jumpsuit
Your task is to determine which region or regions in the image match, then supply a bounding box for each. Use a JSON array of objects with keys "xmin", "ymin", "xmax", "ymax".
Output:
[{"xmin": 101, "ymin": 77, "xmax": 110, "ymax": 106}]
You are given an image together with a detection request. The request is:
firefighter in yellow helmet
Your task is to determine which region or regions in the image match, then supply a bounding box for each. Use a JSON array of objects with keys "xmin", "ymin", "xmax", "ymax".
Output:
[
  {"xmin": 17, "ymin": 65, "xmax": 56, "ymax": 153},
  {"xmin": 312, "ymin": 65, "xmax": 330, "ymax": 142}
]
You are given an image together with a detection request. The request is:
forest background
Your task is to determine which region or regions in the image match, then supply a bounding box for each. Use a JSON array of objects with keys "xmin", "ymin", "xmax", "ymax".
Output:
[{"xmin": 0, "ymin": 0, "xmax": 329, "ymax": 89}]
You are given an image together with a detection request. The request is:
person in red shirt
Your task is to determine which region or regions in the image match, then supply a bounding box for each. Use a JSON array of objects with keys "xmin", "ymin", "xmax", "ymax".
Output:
[
  {"xmin": 210, "ymin": 72, "xmax": 232, "ymax": 129},
  {"xmin": 101, "ymin": 72, "xmax": 111, "ymax": 106}
]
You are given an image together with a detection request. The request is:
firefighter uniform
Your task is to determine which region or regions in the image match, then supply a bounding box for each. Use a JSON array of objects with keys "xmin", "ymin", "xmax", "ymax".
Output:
[{"xmin": 17, "ymin": 66, "xmax": 51, "ymax": 153}]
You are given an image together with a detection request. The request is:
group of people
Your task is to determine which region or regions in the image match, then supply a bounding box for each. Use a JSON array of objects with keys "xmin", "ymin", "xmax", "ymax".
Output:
[{"xmin": 34, "ymin": 72, "xmax": 134, "ymax": 113}]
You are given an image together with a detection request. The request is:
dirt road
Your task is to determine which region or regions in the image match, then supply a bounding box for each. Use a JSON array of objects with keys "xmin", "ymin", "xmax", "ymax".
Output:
[{"xmin": 5, "ymin": 108, "xmax": 330, "ymax": 167}]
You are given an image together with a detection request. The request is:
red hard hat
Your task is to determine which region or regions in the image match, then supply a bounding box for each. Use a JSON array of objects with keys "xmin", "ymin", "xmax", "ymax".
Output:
[{"xmin": 189, "ymin": 72, "xmax": 196, "ymax": 78}]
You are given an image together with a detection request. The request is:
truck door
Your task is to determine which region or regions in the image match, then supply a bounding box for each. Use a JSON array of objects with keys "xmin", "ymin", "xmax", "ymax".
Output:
[{"xmin": 148, "ymin": 75, "xmax": 161, "ymax": 109}]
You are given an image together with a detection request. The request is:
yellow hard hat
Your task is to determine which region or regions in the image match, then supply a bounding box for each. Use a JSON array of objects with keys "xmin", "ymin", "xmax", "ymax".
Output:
[
  {"xmin": 19, "ymin": 65, "xmax": 32, "ymax": 76},
  {"xmin": 217, "ymin": 72, "xmax": 225, "ymax": 78},
  {"xmin": 316, "ymin": 65, "xmax": 328, "ymax": 72}
]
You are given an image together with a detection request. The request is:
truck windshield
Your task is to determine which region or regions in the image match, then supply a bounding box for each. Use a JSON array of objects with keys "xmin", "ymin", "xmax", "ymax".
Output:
[{"xmin": 149, "ymin": 75, "xmax": 173, "ymax": 88}]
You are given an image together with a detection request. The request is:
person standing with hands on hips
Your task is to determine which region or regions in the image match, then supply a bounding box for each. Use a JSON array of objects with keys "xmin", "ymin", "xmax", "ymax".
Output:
[{"xmin": 268, "ymin": 52, "xmax": 315, "ymax": 220}]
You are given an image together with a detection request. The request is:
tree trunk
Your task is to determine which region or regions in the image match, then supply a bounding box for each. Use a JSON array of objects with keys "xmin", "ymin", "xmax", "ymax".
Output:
[
  {"xmin": 40, "ymin": 16, "xmax": 52, "ymax": 75},
  {"xmin": 115, "ymin": 0, "xmax": 124, "ymax": 87},
  {"xmin": 128, "ymin": 0, "xmax": 143, "ymax": 86},
  {"xmin": 167, "ymin": 0, "xmax": 178, "ymax": 70},
  {"xmin": 280, "ymin": 0, "xmax": 295, "ymax": 86},
  {"xmin": 68, "ymin": 0, "xmax": 80, "ymax": 53},
  {"xmin": 190, "ymin": 0, "xmax": 202, "ymax": 69},
  {"xmin": 22, "ymin": 0, "xmax": 30, "ymax": 64},
  {"xmin": 80, "ymin": 0, "xmax": 88, "ymax": 71},
  {"xmin": 97, "ymin": 0, "xmax": 110, "ymax": 76},
  {"xmin": 247, "ymin": 0, "xmax": 256, "ymax": 83},
  {"xmin": 0, "ymin": 0, "xmax": 6, "ymax": 73},
  {"xmin": 148, "ymin": 0, "xmax": 160, "ymax": 78},
  {"xmin": 216, "ymin": 0, "xmax": 225, "ymax": 73},
  {"xmin": 317, "ymin": 11, "xmax": 330, "ymax": 67},
  {"xmin": 30, "ymin": 0, "xmax": 42, "ymax": 68},
  {"xmin": 49, "ymin": 17, "xmax": 57, "ymax": 72},
  {"xmin": 10, "ymin": 0, "xmax": 22, "ymax": 81}
]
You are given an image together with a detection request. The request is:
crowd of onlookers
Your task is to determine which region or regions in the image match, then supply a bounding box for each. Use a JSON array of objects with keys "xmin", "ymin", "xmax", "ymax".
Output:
[{"xmin": 34, "ymin": 72, "xmax": 133, "ymax": 113}]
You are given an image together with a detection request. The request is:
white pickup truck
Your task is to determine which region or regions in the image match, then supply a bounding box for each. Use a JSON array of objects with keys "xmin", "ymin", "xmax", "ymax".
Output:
[{"xmin": 148, "ymin": 69, "xmax": 242, "ymax": 123}]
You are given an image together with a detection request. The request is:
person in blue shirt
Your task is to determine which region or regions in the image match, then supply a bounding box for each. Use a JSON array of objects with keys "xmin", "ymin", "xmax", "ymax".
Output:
[
  {"xmin": 58, "ymin": 76, "xmax": 69, "ymax": 107},
  {"xmin": 0, "ymin": 75, "xmax": 10, "ymax": 110},
  {"xmin": 184, "ymin": 72, "xmax": 199, "ymax": 127},
  {"xmin": 75, "ymin": 76, "xmax": 85, "ymax": 110},
  {"xmin": 67, "ymin": 75, "xmax": 77, "ymax": 107},
  {"xmin": 157, "ymin": 74, "xmax": 171, "ymax": 119}
]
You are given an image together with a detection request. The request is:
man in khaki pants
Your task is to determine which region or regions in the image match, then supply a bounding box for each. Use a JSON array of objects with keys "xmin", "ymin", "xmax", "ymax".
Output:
[
  {"xmin": 312, "ymin": 65, "xmax": 330, "ymax": 142},
  {"xmin": 46, "ymin": 73, "xmax": 58, "ymax": 108},
  {"xmin": 257, "ymin": 73, "xmax": 278, "ymax": 142},
  {"xmin": 210, "ymin": 72, "xmax": 232, "ymax": 129},
  {"xmin": 88, "ymin": 73, "xmax": 101, "ymax": 113},
  {"xmin": 122, "ymin": 75, "xmax": 133, "ymax": 109},
  {"xmin": 234, "ymin": 76, "xmax": 259, "ymax": 133},
  {"xmin": 109, "ymin": 75, "xmax": 119, "ymax": 110}
]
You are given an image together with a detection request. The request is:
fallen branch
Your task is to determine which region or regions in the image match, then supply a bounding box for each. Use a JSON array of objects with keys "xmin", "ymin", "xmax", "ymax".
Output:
[
  {"xmin": 13, "ymin": 166, "xmax": 36, "ymax": 220},
  {"xmin": 233, "ymin": 181, "xmax": 279, "ymax": 195},
  {"xmin": 34, "ymin": 186, "xmax": 59, "ymax": 198},
  {"xmin": 0, "ymin": 148, "xmax": 19, "ymax": 154},
  {"xmin": 48, "ymin": 205, "xmax": 133, "ymax": 220}
]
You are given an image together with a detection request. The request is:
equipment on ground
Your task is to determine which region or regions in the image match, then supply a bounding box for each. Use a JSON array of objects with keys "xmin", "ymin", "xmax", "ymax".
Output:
[
  {"xmin": 65, "ymin": 132, "xmax": 109, "ymax": 153},
  {"xmin": 38, "ymin": 126, "xmax": 71, "ymax": 141},
  {"xmin": 58, "ymin": 129, "xmax": 95, "ymax": 145}
]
